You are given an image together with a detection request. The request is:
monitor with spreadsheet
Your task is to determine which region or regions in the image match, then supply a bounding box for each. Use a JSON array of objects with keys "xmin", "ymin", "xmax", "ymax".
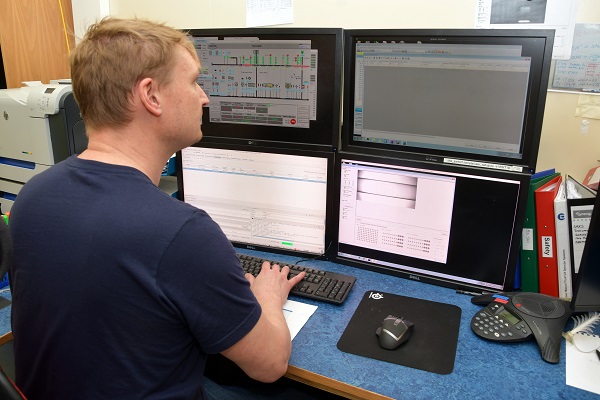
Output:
[
  {"xmin": 341, "ymin": 29, "xmax": 554, "ymax": 173},
  {"xmin": 186, "ymin": 27, "xmax": 343, "ymax": 151},
  {"xmin": 177, "ymin": 142, "xmax": 334, "ymax": 257},
  {"xmin": 333, "ymin": 152, "xmax": 530, "ymax": 293}
]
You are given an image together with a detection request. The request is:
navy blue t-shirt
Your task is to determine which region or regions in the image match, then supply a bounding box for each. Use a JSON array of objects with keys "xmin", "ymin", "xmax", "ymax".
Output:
[{"xmin": 9, "ymin": 156, "xmax": 261, "ymax": 399}]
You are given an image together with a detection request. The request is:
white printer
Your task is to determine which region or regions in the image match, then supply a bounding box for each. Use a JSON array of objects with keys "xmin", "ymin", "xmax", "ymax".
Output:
[{"xmin": 0, "ymin": 80, "xmax": 87, "ymax": 212}]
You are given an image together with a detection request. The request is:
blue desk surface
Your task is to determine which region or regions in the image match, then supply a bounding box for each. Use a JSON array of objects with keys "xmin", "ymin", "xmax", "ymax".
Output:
[
  {"xmin": 240, "ymin": 249, "xmax": 599, "ymax": 400},
  {"xmin": 0, "ymin": 290, "xmax": 12, "ymax": 345},
  {"xmin": 0, "ymin": 251, "xmax": 597, "ymax": 399}
]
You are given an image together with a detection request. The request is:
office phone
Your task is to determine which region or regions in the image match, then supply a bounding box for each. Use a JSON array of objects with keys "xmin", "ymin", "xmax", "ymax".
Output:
[{"xmin": 470, "ymin": 292, "xmax": 572, "ymax": 363}]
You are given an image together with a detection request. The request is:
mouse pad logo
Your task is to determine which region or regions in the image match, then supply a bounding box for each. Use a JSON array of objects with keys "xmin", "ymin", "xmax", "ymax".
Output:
[{"xmin": 368, "ymin": 292, "xmax": 384, "ymax": 300}]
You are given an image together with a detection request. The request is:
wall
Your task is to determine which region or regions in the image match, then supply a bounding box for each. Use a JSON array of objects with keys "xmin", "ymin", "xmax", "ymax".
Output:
[
  {"xmin": 108, "ymin": 0, "xmax": 473, "ymax": 29},
  {"xmin": 106, "ymin": 0, "xmax": 600, "ymax": 181},
  {"xmin": 71, "ymin": 0, "xmax": 110, "ymax": 43}
]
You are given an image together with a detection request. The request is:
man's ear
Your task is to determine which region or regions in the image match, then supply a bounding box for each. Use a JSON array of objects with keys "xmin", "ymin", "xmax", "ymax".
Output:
[{"xmin": 137, "ymin": 77, "xmax": 162, "ymax": 117}]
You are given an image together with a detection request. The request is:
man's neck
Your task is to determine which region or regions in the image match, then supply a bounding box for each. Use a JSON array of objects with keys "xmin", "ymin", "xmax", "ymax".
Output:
[{"xmin": 78, "ymin": 128, "xmax": 170, "ymax": 185}]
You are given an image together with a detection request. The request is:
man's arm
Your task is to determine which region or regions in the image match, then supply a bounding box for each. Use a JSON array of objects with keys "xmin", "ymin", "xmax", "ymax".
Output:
[{"xmin": 220, "ymin": 262, "xmax": 305, "ymax": 382}]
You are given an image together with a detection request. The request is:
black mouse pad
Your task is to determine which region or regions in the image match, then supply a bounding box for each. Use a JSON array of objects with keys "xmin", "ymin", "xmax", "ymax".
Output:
[{"xmin": 337, "ymin": 290, "xmax": 461, "ymax": 375}]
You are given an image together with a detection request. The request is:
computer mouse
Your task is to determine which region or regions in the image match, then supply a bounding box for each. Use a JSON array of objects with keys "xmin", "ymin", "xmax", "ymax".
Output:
[{"xmin": 375, "ymin": 315, "xmax": 414, "ymax": 350}]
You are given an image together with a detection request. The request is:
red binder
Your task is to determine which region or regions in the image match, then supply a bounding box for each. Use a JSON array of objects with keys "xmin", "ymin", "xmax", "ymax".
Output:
[{"xmin": 534, "ymin": 175, "xmax": 562, "ymax": 297}]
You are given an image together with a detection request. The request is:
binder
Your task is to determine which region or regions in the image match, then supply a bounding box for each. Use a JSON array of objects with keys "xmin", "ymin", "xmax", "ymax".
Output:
[
  {"xmin": 520, "ymin": 171, "xmax": 560, "ymax": 292},
  {"xmin": 553, "ymin": 181, "xmax": 572, "ymax": 300},
  {"xmin": 534, "ymin": 175, "xmax": 562, "ymax": 297},
  {"xmin": 565, "ymin": 175, "xmax": 597, "ymax": 286},
  {"xmin": 513, "ymin": 257, "xmax": 521, "ymax": 290},
  {"xmin": 582, "ymin": 165, "xmax": 600, "ymax": 191}
]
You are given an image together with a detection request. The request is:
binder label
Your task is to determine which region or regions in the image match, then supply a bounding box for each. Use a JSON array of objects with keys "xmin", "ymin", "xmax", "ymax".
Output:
[
  {"xmin": 522, "ymin": 228, "xmax": 534, "ymax": 251},
  {"xmin": 541, "ymin": 236, "xmax": 553, "ymax": 258},
  {"xmin": 570, "ymin": 205, "xmax": 594, "ymax": 273}
]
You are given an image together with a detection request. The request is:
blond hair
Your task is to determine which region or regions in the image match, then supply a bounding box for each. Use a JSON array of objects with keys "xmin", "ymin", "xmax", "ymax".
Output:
[{"xmin": 70, "ymin": 18, "xmax": 197, "ymax": 130}]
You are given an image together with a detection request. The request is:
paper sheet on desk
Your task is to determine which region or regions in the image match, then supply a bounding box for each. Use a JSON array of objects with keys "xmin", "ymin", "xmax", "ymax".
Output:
[
  {"xmin": 283, "ymin": 300, "xmax": 317, "ymax": 340},
  {"xmin": 566, "ymin": 336, "xmax": 600, "ymax": 395}
]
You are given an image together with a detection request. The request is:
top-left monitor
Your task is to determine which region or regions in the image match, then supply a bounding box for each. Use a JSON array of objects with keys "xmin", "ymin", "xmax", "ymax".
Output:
[{"xmin": 186, "ymin": 27, "xmax": 343, "ymax": 151}]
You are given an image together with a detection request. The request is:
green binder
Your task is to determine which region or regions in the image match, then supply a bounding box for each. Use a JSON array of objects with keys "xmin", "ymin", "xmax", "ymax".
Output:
[{"xmin": 520, "ymin": 171, "xmax": 561, "ymax": 292}]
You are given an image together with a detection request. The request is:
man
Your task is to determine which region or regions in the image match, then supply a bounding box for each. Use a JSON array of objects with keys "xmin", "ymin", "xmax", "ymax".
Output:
[{"xmin": 8, "ymin": 17, "xmax": 305, "ymax": 399}]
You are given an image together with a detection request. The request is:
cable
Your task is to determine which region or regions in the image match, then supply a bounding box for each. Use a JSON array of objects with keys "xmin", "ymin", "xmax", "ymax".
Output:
[
  {"xmin": 58, "ymin": 0, "xmax": 71, "ymax": 55},
  {"xmin": 293, "ymin": 240, "xmax": 333, "ymax": 266}
]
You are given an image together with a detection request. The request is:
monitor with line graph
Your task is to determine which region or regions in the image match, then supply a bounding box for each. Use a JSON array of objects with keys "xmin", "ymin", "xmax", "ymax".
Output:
[{"xmin": 177, "ymin": 142, "xmax": 335, "ymax": 257}]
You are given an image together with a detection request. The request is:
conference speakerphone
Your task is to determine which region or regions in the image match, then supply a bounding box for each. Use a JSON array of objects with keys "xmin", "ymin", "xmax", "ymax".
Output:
[{"xmin": 470, "ymin": 292, "xmax": 572, "ymax": 364}]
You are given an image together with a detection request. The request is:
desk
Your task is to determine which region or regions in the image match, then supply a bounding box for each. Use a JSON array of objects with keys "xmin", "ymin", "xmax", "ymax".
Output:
[
  {"xmin": 238, "ymin": 249, "xmax": 599, "ymax": 400},
  {"xmin": 0, "ymin": 291, "xmax": 11, "ymax": 346},
  {"xmin": 0, "ymin": 254, "xmax": 597, "ymax": 400}
]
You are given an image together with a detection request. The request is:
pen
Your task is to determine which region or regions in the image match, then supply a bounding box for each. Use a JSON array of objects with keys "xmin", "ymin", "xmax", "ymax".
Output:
[{"xmin": 597, "ymin": 349, "xmax": 600, "ymax": 362}]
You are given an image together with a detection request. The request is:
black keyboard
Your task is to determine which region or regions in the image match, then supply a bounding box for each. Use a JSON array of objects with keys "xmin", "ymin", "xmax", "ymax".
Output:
[{"xmin": 237, "ymin": 254, "xmax": 356, "ymax": 305}]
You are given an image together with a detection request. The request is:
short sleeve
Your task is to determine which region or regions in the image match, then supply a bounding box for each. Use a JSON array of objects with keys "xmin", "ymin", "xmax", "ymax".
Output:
[{"xmin": 155, "ymin": 210, "xmax": 261, "ymax": 354}]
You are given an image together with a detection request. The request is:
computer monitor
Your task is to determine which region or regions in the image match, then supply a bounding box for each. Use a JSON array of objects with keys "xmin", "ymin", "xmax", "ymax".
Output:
[
  {"xmin": 570, "ymin": 191, "xmax": 600, "ymax": 313},
  {"xmin": 341, "ymin": 29, "xmax": 554, "ymax": 173},
  {"xmin": 177, "ymin": 142, "xmax": 335, "ymax": 257},
  {"xmin": 186, "ymin": 28, "xmax": 343, "ymax": 151},
  {"xmin": 333, "ymin": 152, "xmax": 530, "ymax": 293}
]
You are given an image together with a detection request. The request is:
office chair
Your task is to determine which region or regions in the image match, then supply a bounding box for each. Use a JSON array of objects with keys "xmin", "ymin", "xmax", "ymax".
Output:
[
  {"xmin": 0, "ymin": 366, "xmax": 26, "ymax": 400},
  {"xmin": 0, "ymin": 215, "xmax": 26, "ymax": 399}
]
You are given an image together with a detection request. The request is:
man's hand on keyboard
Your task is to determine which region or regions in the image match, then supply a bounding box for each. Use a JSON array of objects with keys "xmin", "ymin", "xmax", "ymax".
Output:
[
  {"xmin": 245, "ymin": 261, "xmax": 306, "ymax": 308},
  {"xmin": 238, "ymin": 254, "xmax": 356, "ymax": 304}
]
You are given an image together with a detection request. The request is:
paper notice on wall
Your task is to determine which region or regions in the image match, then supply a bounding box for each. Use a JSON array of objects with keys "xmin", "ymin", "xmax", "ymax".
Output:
[
  {"xmin": 575, "ymin": 95, "xmax": 600, "ymax": 120},
  {"xmin": 474, "ymin": 0, "xmax": 579, "ymax": 60},
  {"xmin": 246, "ymin": 0, "xmax": 293, "ymax": 27}
]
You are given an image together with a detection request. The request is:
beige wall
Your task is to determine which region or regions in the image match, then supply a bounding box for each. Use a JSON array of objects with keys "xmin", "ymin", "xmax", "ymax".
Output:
[
  {"xmin": 108, "ymin": 0, "xmax": 474, "ymax": 29},
  {"xmin": 537, "ymin": 92, "xmax": 600, "ymax": 180},
  {"xmin": 107, "ymin": 0, "xmax": 600, "ymax": 181}
]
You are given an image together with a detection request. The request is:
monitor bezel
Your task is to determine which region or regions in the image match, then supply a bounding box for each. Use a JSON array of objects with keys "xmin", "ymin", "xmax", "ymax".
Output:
[
  {"xmin": 185, "ymin": 27, "xmax": 343, "ymax": 152},
  {"xmin": 176, "ymin": 141, "xmax": 336, "ymax": 260},
  {"xmin": 331, "ymin": 150, "xmax": 531, "ymax": 294},
  {"xmin": 341, "ymin": 28, "xmax": 555, "ymax": 173}
]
